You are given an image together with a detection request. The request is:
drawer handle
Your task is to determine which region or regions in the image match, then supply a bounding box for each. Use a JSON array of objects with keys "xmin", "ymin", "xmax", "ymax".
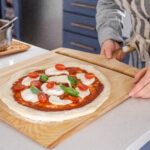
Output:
[
  {"xmin": 71, "ymin": 22, "xmax": 96, "ymax": 31},
  {"xmin": 71, "ymin": 2, "xmax": 96, "ymax": 9},
  {"xmin": 70, "ymin": 42, "xmax": 96, "ymax": 51}
]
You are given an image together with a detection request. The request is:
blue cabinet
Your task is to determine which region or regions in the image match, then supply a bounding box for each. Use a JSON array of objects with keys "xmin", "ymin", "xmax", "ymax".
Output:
[
  {"xmin": 63, "ymin": 31, "xmax": 100, "ymax": 54},
  {"xmin": 63, "ymin": 0, "xmax": 97, "ymax": 17},
  {"xmin": 63, "ymin": 0, "xmax": 100, "ymax": 54},
  {"xmin": 0, "ymin": 0, "xmax": 21, "ymax": 40},
  {"xmin": 63, "ymin": 12, "xmax": 97, "ymax": 38},
  {"xmin": 63, "ymin": 0, "xmax": 129, "ymax": 64}
]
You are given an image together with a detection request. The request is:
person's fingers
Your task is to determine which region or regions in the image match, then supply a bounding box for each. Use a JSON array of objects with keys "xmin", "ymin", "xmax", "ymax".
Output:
[
  {"xmin": 129, "ymin": 72, "xmax": 150, "ymax": 97},
  {"xmin": 134, "ymin": 67, "xmax": 147, "ymax": 84},
  {"xmin": 115, "ymin": 42, "xmax": 120, "ymax": 50},
  {"xmin": 120, "ymin": 51, "xmax": 126, "ymax": 60},
  {"xmin": 100, "ymin": 40, "xmax": 120, "ymax": 59},
  {"xmin": 116, "ymin": 51, "xmax": 122, "ymax": 61},
  {"xmin": 104, "ymin": 48, "xmax": 113, "ymax": 58},
  {"xmin": 133, "ymin": 83, "xmax": 150, "ymax": 98},
  {"xmin": 100, "ymin": 48, "xmax": 105, "ymax": 55},
  {"xmin": 116, "ymin": 51, "xmax": 126, "ymax": 61}
]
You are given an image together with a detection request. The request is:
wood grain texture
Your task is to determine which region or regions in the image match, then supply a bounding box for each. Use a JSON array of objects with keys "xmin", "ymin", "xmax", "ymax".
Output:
[
  {"xmin": 0, "ymin": 48, "xmax": 134, "ymax": 148},
  {"xmin": 71, "ymin": 2, "xmax": 96, "ymax": 9},
  {"xmin": 0, "ymin": 40, "xmax": 30, "ymax": 56},
  {"xmin": 71, "ymin": 22, "xmax": 96, "ymax": 30},
  {"xmin": 55, "ymin": 48, "xmax": 139, "ymax": 78}
]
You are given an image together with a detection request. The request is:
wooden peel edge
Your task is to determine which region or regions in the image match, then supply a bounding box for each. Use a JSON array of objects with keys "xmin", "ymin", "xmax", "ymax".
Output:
[
  {"xmin": 55, "ymin": 47, "xmax": 139, "ymax": 78},
  {"xmin": 48, "ymin": 94, "xmax": 130, "ymax": 148}
]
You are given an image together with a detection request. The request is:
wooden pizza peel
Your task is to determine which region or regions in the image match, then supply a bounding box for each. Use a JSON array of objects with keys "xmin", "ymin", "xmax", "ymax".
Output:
[{"xmin": 0, "ymin": 47, "xmax": 139, "ymax": 148}]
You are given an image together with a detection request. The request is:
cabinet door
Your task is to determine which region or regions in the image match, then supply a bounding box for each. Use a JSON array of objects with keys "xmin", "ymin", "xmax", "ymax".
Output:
[
  {"xmin": 12, "ymin": 0, "xmax": 21, "ymax": 40},
  {"xmin": 63, "ymin": 31, "xmax": 100, "ymax": 54},
  {"xmin": 0, "ymin": 0, "xmax": 6, "ymax": 18},
  {"xmin": 0, "ymin": 0, "xmax": 21, "ymax": 40},
  {"xmin": 63, "ymin": 12, "xmax": 97, "ymax": 38},
  {"xmin": 63, "ymin": 0, "xmax": 97, "ymax": 17}
]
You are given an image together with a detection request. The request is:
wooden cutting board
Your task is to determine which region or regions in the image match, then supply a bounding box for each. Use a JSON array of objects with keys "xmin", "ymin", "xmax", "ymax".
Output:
[
  {"xmin": 0, "ymin": 48, "xmax": 138, "ymax": 148},
  {"xmin": 0, "ymin": 40, "xmax": 30, "ymax": 56}
]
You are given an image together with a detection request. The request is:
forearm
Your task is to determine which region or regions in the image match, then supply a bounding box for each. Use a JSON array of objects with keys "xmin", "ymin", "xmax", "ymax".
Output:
[{"xmin": 96, "ymin": 0, "xmax": 125, "ymax": 46}]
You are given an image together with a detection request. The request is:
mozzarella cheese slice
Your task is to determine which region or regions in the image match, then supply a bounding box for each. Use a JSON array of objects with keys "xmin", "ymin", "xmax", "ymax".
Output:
[
  {"xmin": 21, "ymin": 89, "xmax": 39, "ymax": 103},
  {"xmin": 49, "ymin": 96, "xmax": 72, "ymax": 105},
  {"xmin": 45, "ymin": 67, "xmax": 69, "ymax": 76},
  {"xmin": 76, "ymin": 73, "xmax": 95, "ymax": 85},
  {"xmin": 22, "ymin": 77, "xmax": 39, "ymax": 86},
  {"xmin": 41, "ymin": 83, "xmax": 64, "ymax": 96},
  {"xmin": 48, "ymin": 75, "xmax": 71, "ymax": 87},
  {"xmin": 76, "ymin": 87, "xmax": 90, "ymax": 99}
]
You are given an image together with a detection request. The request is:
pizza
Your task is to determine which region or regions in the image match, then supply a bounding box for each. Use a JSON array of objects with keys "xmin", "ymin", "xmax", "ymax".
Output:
[{"xmin": 0, "ymin": 63, "xmax": 110, "ymax": 122}]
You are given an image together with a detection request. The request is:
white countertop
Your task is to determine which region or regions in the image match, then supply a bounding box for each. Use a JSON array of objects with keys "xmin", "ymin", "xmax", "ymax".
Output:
[{"xmin": 0, "ymin": 43, "xmax": 150, "ymax": 150}]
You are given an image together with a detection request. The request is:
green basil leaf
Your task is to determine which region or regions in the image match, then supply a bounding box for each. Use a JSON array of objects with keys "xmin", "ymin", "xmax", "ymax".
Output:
[
  {"xmin": 60, "ymin": 84, "xmax": 79, "ymax": 97},
  {"xmin": 30, "ymin": 85, "xmax": 41, "ymax": 94},
  {"xmin": 68, "ymin": 75, "xmax": 78, "ymax": 86},
  {"xmin": 40, "ymin": 74, "xmax": 48, "ymax": 82}
]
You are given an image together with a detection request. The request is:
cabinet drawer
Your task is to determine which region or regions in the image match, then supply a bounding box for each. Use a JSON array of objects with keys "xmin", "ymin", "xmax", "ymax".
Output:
[
  {"xmin": 63, "ymin": 0, "xmax": 97, "ymax": 17},
  {"xmin": 63, "ymin": 12, "xmax": 97, "ymax": 38},
  {"xmin": 63, "ymin": 31, "xmax": 100, "ymax": 54}
]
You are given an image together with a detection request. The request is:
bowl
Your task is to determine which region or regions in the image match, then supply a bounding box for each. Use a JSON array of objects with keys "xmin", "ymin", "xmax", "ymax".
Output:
[{"xmin": 0, "ymin": 19, "xmax": 13, "ymax": 51}]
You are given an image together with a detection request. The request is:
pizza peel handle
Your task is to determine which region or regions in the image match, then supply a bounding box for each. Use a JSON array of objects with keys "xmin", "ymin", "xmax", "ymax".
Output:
[{"xmin": 112, "ymin": 46, "xmax": 136, "ymax": 59}]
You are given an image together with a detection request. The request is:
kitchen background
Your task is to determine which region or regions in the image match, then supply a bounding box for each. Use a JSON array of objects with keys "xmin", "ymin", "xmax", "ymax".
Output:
[{"xmin": 0, "ymin": 0, "xmax": 132, "ymax": 62}]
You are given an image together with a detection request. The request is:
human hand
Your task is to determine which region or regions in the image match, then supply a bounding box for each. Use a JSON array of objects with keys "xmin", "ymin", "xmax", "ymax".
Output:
[
  {"xmin": 129, "ymin": 66, "xmax": 150, "ymax": 98},
  {"xmin": 101, "ymin": 40, "xmax": 125, "ymax": 61}
]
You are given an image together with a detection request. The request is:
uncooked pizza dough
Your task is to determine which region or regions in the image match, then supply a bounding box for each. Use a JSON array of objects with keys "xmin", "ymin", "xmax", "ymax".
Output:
[{"xmin": 0, "ymin": 63, "xmax": 110, "ymax": 122}]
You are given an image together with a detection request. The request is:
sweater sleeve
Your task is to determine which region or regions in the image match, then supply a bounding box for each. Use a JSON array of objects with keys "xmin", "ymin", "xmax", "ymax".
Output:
[{"xmin": 96, "ymin": 0, "xmax": 125, "ymax": 46}]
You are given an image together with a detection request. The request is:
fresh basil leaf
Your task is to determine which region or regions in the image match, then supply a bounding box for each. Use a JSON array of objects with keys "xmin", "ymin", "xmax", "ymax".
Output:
[
  {"xmin": 40, "ymin": 74, "xmax": 48, "ymax": 82},
  {"xmin": 68, "ymin": 75, "xmax": 78, "ymax": 86},
  {"xmin": 30, "ymin": 85, "xmax": 41, "ymax": 94},
  {"xmin": 60, "ymin": 84, "xmax": 79, "ymax": 97}
]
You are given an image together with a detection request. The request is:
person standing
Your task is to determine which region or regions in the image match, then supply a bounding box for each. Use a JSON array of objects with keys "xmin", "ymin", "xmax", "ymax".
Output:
[{"xmin": 96, "ymin": 0, "xmax": 150, "ymax": 98}]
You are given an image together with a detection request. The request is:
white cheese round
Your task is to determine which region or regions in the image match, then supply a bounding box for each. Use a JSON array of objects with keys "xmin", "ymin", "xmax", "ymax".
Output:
[
  {"xmin": 41, "ymin": 83, "xmax": 64, "ymax": 96},
  {"xmin": 48, "ymin": 75, "xmax": 71, "ymax": 87},
  {"xmin": 22, "ymin": 77, "xmax": 39, "ymax": 86},
  {"xmin": 45, "ymin": 67, "xmax": 69, "ymax": 76},
  {"xmin": 76, "ymin": 87, "xmax": 90, "ymax": 99},
  {"xmin": 21, "ymin": 89, "xmax": 39, "ymax": 103},
  {"xmin": 76, "ymin": 73, "xmax": 95, "ymax": 86},
  {"xmin": 49, "ymin": 96, "xmax": 72, "ymax": 105}
]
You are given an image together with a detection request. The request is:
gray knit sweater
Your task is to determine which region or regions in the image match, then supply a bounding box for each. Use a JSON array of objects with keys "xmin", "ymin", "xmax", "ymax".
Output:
[{"xmin": 96, "ymin": 0, "xmax": 150, "ymax": 68}]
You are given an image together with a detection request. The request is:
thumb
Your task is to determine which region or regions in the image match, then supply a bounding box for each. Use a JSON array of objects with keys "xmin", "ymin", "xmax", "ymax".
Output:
[
  {"xmin": 115, "ymin": 42, "xmax": 120, "ymax": 50},
  {"xmin": 100, "ymin": 48, "xmax": 105, "ymax": 55},
  {"xmin": 134, "ymin": 68, "xmax": 147, "ymax": 84},
  {"xmin": 104, "ymin": 48, "xmax": 113, "ymax": 59}
]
